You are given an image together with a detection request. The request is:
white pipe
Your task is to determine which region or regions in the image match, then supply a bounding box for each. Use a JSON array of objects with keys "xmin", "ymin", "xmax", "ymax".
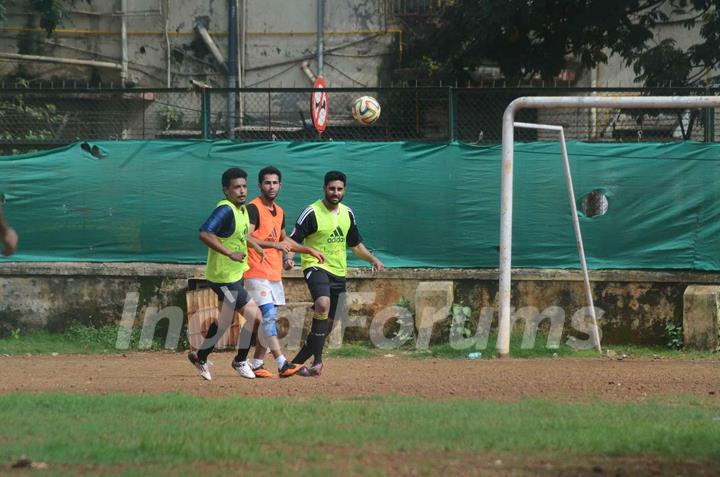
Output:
[
  {"xmin": 0, "ymin": 52, "xmax": 121, "ymax": 70},
  {"xmin": 301, "ymin": 60, "xmax": 317, "ymax": 84},
  {"xmin": 499, "ymin": 95, "xmax": 720, "ymax": 357},
  {"xmin": 196, "ymin": 24, "xmax": 227, "ymax": 69},
  {"xmin": 120, "ymin": 0, "xmax": 128, "ymax": 84}
]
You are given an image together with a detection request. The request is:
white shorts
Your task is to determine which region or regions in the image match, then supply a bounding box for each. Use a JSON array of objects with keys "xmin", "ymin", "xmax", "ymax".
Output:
[{"xmin": 244, "ymin": 278, "xmax": 286, "ymax": 306}]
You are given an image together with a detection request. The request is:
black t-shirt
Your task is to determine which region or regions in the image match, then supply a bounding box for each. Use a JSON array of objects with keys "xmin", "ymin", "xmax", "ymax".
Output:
[
  {"xmin": 290, "ymin": 205, "xmax": 362, "ymax": 247},
  {"xmin": 246, "ymin": 202, "xmax": 286, "ymax": 231}
]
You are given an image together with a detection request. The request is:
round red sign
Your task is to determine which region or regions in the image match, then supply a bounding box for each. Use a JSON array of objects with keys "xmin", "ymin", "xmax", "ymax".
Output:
[{"xmin": 311, "ymin": 76, "xmax": 329, "ymax": 134}]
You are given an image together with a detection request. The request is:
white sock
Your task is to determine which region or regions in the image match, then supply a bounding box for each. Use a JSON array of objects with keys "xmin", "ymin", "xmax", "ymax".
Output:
[
  {"xmin": 276, "ymin": 355, "xmax": 287, "ymax": 369},
  {"xmin": 250, "ymin": 358, "xmax": 263, "ymax": 369}
]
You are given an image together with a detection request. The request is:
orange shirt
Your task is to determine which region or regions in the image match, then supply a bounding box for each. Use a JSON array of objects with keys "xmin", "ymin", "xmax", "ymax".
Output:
[{"xmin": 244, "ymin": 197, "xmax": 284, "ymax": 281}]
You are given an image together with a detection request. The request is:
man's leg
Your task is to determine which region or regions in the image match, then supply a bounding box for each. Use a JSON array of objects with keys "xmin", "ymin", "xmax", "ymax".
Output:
[
  {"xmin": 292, "ymin": 268, "xmax": 331, "ymax": 367},
  {"xmin": 255, "ymin": 303, "xmax": 301, "ymax": 377},
  {"xmin": 188, "ymin": 282, "xmax": 240, "ymax": 380},
  {"xmin": 231, "ymin": 298, "xmax": 261, "ymax": 378},
  {"xmin": 300, "ymin": 275, "xmax": 346, "ymax": 377}
]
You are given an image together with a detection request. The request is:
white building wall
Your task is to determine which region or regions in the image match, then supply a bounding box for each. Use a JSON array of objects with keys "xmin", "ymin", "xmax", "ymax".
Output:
[{"xmin": 0, "ymin": 0, "xmax": 397, "ymax": 88}]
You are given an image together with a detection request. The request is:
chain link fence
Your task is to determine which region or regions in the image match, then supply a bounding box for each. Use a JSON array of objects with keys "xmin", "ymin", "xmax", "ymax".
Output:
[{"xmin": 1, "ymin": 85, "xmax": 719, "ymax": 153}]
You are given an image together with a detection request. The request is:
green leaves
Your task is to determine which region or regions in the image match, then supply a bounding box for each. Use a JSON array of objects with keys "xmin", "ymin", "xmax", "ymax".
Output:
[{"xmin": 402, "ymin": 0, "xmax": 720, "ymax": 87}]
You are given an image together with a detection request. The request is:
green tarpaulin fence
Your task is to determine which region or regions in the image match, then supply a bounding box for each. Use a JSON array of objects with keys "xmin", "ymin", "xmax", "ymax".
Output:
[{"xmin": 0, "ymin": 140, "xmax": 718, "ymax": 270}]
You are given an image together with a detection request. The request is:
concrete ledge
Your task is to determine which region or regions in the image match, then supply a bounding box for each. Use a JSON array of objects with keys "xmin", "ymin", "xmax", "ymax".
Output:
[
  {"xmin": 1, "ymin": 262, "xmax": 719, "ymax": 283},
  {"xmin": 683, "ymin": 285, "xmax": 720, "ymax": 351}
]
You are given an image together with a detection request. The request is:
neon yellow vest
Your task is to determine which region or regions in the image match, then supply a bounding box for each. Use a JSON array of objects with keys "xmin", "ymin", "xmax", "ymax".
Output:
[
  {"xmin": 301, "ymin": 199, "xmax": 352, "ymax": 277},
  {"xmin": 205, "ymin": 199, "xmax": 249, "ymax": 283}
]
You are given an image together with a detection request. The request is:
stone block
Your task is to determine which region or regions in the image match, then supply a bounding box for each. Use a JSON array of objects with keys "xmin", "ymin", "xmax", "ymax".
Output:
[
  {"xmin": 414, "ymin": 281, "xmax": 454, "ymax": 348},
  {"xmin": 683, "ymin": 285, "xmax": 720, "ymax": 351}
]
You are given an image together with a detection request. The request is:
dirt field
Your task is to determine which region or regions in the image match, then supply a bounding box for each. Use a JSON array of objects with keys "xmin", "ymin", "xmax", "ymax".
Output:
[{"xmin": 1, "ymin": 352, "xmax": 717, "ymax": 402}]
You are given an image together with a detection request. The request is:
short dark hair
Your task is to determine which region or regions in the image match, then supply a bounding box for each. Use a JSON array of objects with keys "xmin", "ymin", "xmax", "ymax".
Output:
[
  {"xmin": 324, "ymin": 170, "xmax": 346, "ymax": 186},
  {"xmin": 258, "ymin": 166, "xmax": 282, "ymax": 184},
  {"xmin": 222, "ymin": 167, "xmax": 247, "ymax": 188}
]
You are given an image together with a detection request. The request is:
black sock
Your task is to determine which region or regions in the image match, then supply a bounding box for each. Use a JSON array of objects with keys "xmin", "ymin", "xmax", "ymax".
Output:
[
  {"xmin": 292, "ymin": 342, "xmax": 313, "ymax": 365},
  {"xmin": 234, "ymin": 326, "xmax": 254, "ymax": 362},
  {"xmin": 309, "ymin": 318, "xmax": 329, "ymax": 364},
  {"xmin": 197, "ymin": 321, "xmax": 219, "ymax": 362}
]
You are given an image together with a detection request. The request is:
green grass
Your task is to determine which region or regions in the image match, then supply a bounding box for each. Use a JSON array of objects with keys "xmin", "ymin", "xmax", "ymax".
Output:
[
  {"xmin": 0, "ymin": 325, "xmax": 172, "ymax": 355},
  {"xmin": 0, "ymin": 326, "xmax": 716, "ymax": 361},
  {"xmin": 0, "ymin": 393, "xmax": 717, "ymax": 471},
  {"xmin": 409, "ymin": 331, "xmax": 718, "ymax": 360}
]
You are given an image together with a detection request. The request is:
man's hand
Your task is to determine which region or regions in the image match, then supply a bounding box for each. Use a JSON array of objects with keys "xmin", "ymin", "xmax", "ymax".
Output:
[
  {"xmin": 371, "ymin": 257, "xmax": 384, "ymax": 272},
  {"xmin": 275, "ymin": 240, "xmax": 293, "ymax": 253},
  {"xmin": 283, "ymin": 256, "xmax": 295, "ymax": 270},
  {"xmin": 309, "ymin": 248, "xmax": 325, "ymax": 264},
  {"xmin": 2, "ymin": 227, "xmax": 18, "ymax": 256},
  {"xmin": 227, "ymin": 251, "xmax": 246, "ymax": 262}
]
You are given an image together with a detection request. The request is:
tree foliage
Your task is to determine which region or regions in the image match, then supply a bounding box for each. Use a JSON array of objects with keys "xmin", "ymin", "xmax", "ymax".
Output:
[
  {"xmin": 403, "ymin": 0, "xmax": 720, "ymax": 86},
  {"xmin": 0, "ymin": 0, "xmax": 69, "ymax": 36}
]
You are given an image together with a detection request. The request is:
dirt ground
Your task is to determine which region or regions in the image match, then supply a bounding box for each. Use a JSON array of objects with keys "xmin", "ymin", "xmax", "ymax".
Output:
[{"xmin": 0, "ymin": 352, "xmax": 717, "ymax": 402}]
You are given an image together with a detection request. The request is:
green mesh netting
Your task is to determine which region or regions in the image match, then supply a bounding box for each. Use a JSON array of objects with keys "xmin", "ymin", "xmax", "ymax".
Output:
[{"xmin": 1, "ymin": 140, "xmax": 718, "ymax": 270}]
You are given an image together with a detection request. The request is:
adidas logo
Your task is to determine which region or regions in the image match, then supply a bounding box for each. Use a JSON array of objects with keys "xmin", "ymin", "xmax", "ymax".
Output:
[
  {"xmin": 264, "ymin": 228, "xmax": 278, "ymax": 242},
  {"xmin": 326, "ymin": 226, "xmax": 345, "ymax": 243}
]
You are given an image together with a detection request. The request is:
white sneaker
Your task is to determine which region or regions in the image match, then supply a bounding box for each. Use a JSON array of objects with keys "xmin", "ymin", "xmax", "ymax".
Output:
[
  {"xmin": 232, "ymin": 360, "xmax": 256, "ymax": 379},
  {"xmin": 188, "ymin": 351, "xmax": 212, "ymax": 381}
]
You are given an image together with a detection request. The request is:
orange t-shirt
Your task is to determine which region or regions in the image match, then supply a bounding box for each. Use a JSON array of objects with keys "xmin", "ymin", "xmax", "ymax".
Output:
[{"xmin": 244, "ymin": 197, "xmax": 284, "ymax": 281}]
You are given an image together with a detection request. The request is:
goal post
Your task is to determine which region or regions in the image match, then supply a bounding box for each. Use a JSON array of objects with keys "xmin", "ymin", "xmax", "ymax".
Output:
[{"xmin": 498, "ymin": 96, "xmax": 720, "ymax": 357}]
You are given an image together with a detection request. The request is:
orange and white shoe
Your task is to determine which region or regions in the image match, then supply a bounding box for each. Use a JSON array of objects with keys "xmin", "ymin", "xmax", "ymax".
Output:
[
  {"xmin": 278, "ymin": 362, "xmax": 302, "ymax": 378},
  {"xmin": 251, "ymin": 365, "xmax": 278, "ymax": 379}
]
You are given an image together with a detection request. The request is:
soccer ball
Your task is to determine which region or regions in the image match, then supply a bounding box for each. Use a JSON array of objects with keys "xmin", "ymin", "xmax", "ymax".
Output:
[{"xmin": 352, "ymin": 96, "xmax": 381, "ymax": 125}]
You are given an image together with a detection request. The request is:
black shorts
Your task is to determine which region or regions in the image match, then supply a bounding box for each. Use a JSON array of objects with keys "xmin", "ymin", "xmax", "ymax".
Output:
[
  {"xmin": 207, "ymin": 280, "xmax": 251, "ymax": 311},
  {"xmin": 303, "ymin": 267, "xmax": 346, "ymax": 319}
]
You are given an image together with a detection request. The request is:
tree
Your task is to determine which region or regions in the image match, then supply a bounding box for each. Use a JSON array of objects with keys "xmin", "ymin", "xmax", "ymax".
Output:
[
  {"xmin": 402, "ymin": 0, "xmax": 720, "ymax": 87},
  {"xmin": 0, "ymin": 0, "xmax": 70, "ymax": 36}
]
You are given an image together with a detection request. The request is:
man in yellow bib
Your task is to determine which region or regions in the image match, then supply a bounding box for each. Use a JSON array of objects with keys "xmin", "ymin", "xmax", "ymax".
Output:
[
  {"xmin": 188, "ymin": 167, "xmax": 266, "ymax": 381},
  {"xmin": 244, "ymin": 166, "xmax": 325, "ymax": 378},
  {"xmin": 286, "ymin": 170, "xmax": 384, "ymax": 376}
]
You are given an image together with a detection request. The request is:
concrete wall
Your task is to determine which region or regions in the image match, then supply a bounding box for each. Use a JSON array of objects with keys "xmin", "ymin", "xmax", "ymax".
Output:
[
  {"xmin": 2, "ymin": 262, "xmax": 719, "ymax": 347},
  {"xmin": 0, "ymin": 0, "xmax": 396, "ymax": 88}
]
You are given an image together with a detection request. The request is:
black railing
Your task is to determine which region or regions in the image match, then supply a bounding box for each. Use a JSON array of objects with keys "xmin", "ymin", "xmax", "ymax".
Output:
[{"xmin": 1, "ymin": 86, "xmax": 719, "ymax": 154}]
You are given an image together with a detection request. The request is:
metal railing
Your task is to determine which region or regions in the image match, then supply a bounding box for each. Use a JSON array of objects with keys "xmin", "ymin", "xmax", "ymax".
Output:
[{"xmin": 1, "ymin": 85, "xmax": 719, "ymax": 153}]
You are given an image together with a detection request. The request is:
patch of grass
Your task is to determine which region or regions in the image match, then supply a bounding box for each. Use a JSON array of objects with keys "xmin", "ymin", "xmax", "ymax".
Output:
[
  {"xmin": 0, "ymin": 393, "xmax": 717, "ymax": 470},
  {"xmin": 411, "ymin": 332, "xmax": 718, "ymax": 360},
  {"xmin": 0, "ymin": 325, "xmax": 172, "ymax": 355}
]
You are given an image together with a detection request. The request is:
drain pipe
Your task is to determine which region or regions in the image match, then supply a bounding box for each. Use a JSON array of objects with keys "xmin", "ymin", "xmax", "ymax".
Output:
[
  {"xmin": 301, "ymin": 60, "xmax": 317, "ymax": 84},
  {"xmin": 227, "ymin": 0, "xmax": 238, "ymax": 138},
  {"xmin": 316, "ymin": 0, "xmax": 324, "ymax": 76},
  {"xmin": 120, "ymin": 0, "xmax": 128, "ymax": 85},
  {"xmin": 194, "ymin": 16, "xmax": 228, "ymax": 70},
  {"xmin": 0, "ymin": 52, "xmax": 121, "ymax": 70}
]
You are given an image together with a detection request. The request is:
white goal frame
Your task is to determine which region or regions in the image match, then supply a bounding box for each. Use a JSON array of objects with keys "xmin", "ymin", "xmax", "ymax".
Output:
[{"xmin": 498, "ymin": 96, "xmax": 720, "ymax": 357}]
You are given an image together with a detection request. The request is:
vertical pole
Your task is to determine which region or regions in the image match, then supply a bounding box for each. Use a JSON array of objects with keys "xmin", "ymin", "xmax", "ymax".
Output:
[
  {"xmin": 316, "ymin": 0, "xmax": 325, "ymax": 76},
  {"xmin": 201, "ymin": 88, "xmax": 211, "ymax": 139},
  {"xmin": 142, "ymin": 98, "xmax": 145, "ymax": 139},
  {"xmin": 448, "ymin": 86, "xmax": 456, "ymax": 141},
  {"xmin": 227, "ymin": 0, "xmax": 238, "ymax": 139},
  {"xmin": 120, "ymin": 0, "xmax": 128, "ymax": 86},
  {"xmin": 704, "ymin": 107, "xmax": 715, "ymax": 142},
  {"xmin": 268, "ymin": 90, "xmax": 272, "ymax": 133},
  {"xmin": 498, "ymin": 105, "xmax": 515, "ymax": 357}
]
